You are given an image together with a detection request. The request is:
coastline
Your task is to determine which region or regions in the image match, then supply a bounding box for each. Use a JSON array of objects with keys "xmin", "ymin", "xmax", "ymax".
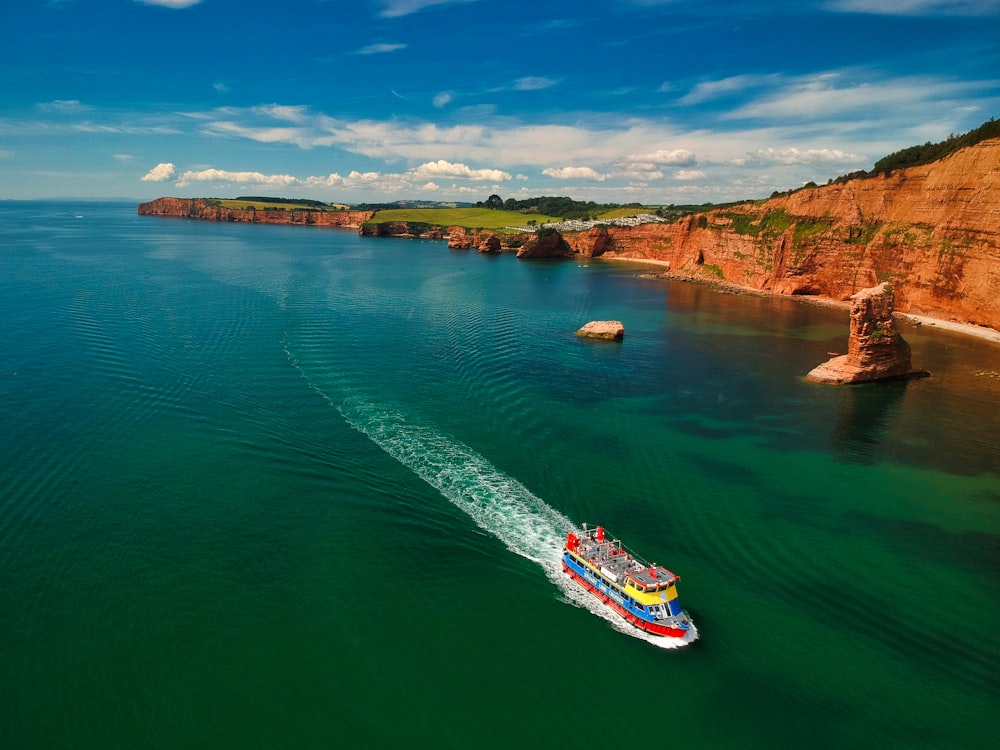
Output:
[{"xmin": 600, "ymin": 255, "xmax": 1000, "ymax": 344}]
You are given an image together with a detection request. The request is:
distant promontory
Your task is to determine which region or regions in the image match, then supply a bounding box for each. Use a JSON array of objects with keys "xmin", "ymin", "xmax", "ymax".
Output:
[
  {"xmin": 137, "ymin": 197, "xmax": 374, "ymax": 228},
  {"xmin": 138, "ymin": 125, "xmax": 1000, "ymax": 333}
]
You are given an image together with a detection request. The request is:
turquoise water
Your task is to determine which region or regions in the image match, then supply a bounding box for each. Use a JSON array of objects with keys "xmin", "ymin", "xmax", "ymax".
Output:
[{"xmin": 1, "ymin": 202, "xmax": 997, "ymax": 748}]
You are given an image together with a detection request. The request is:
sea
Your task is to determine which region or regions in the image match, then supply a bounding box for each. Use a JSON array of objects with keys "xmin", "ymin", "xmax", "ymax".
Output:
[{"xmin": 1, "ymin": 201, "xmax": 997, "ymax": 749}]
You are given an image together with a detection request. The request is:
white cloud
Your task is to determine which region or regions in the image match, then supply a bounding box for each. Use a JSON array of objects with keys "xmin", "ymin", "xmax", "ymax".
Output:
[
  {"xmin": 725, "ymin": 71, "xmax": 990, "ymax": 122},
  {"xmin": 542, "ymin": 166, "xmax": 608, "ymax": 181},
  {"xmin": 356, "ymin": 43, "xmax": 407, "ymax": 55},
  {"xmin": 747, "ymin": 147, "xmax": 864, "ymax": 166},
  {"xmin": 134, "ymin": 0, "xmax": 202, "ymax": 8},
  {"xmin": 254, "ymin": 104, "xmax": 310, "ymax": 123},
  {"xmin": 141, "ymin": 162, "xmax": 176, "ymax": 181},
  {"xmin": 674, "ymin": 170, "xmax": 706, "ymax": 181},
  {"xmin": 113, "ymin": 153, "xmax": 134, "ymax": 162},
  {"xmin": 625, "ymin": 148, "xmax": 697, "ymax": 166},
  {"xmin": 175, "ymin": 168, "xmax": 297, "ymax": 188},
  {"xmin": 378, "ymin": 0, "xmax": 478, "ymax": 18},
  {"xmin": 37, "ymin": 99, "xmax": 89, "ymax": 113},
  {"xmin": 679, "ymin": 75, "xmax": 775, "ymax": 105},
  {"xmin": 824, "ymin": 0, "xmax": 1000, "ymax": 15},
  {"xmin": 514, "ymin": 77, "xmax": 557, "ymax": 91},
  {"xmin": 616, "ymin": 164, "xmax": 665, "ymax": 181},
  {"xmin": 411, "ymin": 160, "xmax": 511, "ymax": 181},
  {"xmin": 347, "ymin": 171, "xmax": 383, "ymax": 182},
  {"xmin": 433, "ymin": 92, "xmax": 454, "ymax": 108}
]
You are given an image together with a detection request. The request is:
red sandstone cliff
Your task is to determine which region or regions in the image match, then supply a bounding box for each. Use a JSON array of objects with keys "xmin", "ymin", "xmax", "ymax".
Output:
[
  {"xmin": 565, "ymin": 138, "xmax": 1000, "ymax": 330},
  {"xmin": 138, "ymin": 197, "xmax": 374, "ymax": 229}
]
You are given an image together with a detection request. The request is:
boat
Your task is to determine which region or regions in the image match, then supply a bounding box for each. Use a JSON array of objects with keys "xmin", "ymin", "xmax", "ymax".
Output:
[{"xmin": 562, "ymin": 524, "xmax": 693, "ymax": 638}]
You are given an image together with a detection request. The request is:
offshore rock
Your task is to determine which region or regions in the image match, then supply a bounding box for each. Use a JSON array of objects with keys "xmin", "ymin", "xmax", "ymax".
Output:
[
  {"xmin": 576, "ymin": 320, "xmax": 625, "ymax": 341},
  {"xmin": 807, "ymin": 284, "xmax": 916, "ymax": 384},
  {"xmin": 516, "ymin": 230, "xmax": 573, "ymax": 259}
]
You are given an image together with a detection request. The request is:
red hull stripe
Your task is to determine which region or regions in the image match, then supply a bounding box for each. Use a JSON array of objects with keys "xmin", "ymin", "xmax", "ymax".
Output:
[{"xmin": 562, "ymin": 561, "xmax": 686, "ymax": 638}]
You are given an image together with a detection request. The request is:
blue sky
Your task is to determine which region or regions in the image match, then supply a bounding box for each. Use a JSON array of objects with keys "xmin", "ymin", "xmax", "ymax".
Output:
[{"xmin": 2, "ymin": 0, "xmax": 998, "ymax": 204}]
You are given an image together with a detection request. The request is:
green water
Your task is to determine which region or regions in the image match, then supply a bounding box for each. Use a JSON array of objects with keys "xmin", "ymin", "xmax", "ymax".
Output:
[{"xmin": 1, "ymin": 202, "xmax": 997, "ymax": 748}]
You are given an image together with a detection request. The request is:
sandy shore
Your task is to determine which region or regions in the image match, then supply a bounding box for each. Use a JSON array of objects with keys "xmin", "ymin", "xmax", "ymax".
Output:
[
  {"xmin": 895, "ymin": 313, "xmax": 1000, "ymax": 343},
  {"xmin": 601, "ymin": 255, "xmax": 1000, "ymax": 344}
]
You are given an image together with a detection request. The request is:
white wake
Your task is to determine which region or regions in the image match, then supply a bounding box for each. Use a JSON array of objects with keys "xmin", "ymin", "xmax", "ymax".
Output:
[{"xmin": 290, "ymin": 350, "xmax": 696, "ymax": 648}]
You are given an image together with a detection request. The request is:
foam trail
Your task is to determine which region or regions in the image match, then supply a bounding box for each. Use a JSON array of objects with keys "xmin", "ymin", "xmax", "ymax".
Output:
[
  {"xmin": 338, "ymin": 392, "xmax": 573, "ymax": 571},
  {"xmin": 293, "ymin": 357, "xmax": 696, "ymax": 648}
]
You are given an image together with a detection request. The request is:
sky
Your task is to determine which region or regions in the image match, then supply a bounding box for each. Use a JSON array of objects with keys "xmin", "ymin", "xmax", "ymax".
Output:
[{"xmin": 1, "ymin": 0, "xmax": 998, "ymax": 205}]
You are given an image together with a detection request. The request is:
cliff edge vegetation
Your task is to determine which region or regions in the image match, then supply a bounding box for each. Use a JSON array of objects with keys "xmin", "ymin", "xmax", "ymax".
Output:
[{"xmin": 567, "ymin": 133, "xmax": 1000, "ymax": 331}]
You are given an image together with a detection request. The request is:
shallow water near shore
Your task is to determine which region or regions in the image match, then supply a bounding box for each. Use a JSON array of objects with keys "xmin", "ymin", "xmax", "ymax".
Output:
[{"xmin": 1, "ymin": 202, "xmax": 997, "ymax": 749}]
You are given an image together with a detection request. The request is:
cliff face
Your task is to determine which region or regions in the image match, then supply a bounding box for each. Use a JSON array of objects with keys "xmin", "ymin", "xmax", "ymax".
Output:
[
  {"xmin": 516, "ymin": 231, "xmax": 573, "ymax": 259},
  {"xmin": 566, "ymin": 138, "xmax": 1000, "ymax": 330},
  {"xmin": 138, "ymin": 197, "xmax": 374, "ymax": 229}
]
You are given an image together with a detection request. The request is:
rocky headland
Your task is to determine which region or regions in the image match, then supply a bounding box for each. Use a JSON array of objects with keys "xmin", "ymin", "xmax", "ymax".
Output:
[
  {"xmin": 137, "ymin": 197, "xmax": 374, "ymax": 229},
  {"xmin": 561, "ymin": 137, "xmax": 1000, "ymax": 332}
]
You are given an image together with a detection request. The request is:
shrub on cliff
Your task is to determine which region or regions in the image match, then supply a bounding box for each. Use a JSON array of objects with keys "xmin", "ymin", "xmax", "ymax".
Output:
[{"xmin": 832, "ymin": 117, "xmax": 1000, "ymax": 182}]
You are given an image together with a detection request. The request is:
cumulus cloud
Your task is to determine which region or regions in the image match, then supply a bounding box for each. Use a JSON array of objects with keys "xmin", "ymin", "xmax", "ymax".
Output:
[
  {"xmin": 411, "ymin": 160, "xmax": 511, "ymax": 181},
  {"xmin": 616, "ymin": 164, "xmax": 664, "ymax": 181},
  {"xmin": 747, "ymin": 147, "xmax": 864, "ymax": 165},
  {"xmin": 165, "ymin": 159, "xmax": 512, "ymax": 197},
  {"xmin": 542, "ymin": 166, "xmax": 607, "ymax": 181},
  {"xmin": 625, "ymin": 148, "xmax": 697, "ymax": 166},
  {"xmin": 141, "ymin": 162, "xmax": 176, "ymax": 181},
  {"xmin": 674, "ymin": 170, "xmax": 706, "ymax": 181},
  {"xmin": 175, "ymin": 168, "xmax": 297, "ymax": 188}
]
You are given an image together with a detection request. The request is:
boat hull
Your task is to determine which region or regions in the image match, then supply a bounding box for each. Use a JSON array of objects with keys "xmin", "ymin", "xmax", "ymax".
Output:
[{"xmin": 562, "ymin": 561, "xmax": 688, "ymax": 638}]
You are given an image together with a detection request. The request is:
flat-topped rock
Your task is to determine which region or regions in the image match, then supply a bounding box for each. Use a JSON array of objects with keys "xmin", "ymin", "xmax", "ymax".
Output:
[{"xmin": 576, "ymin": 320, "xmax": 625, "ymax": 341}]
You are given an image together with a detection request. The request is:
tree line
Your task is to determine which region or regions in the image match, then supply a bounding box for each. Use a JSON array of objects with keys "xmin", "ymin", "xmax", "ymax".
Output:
[
  {"xmin": 476, "ymin": 194, "xmax": 645, "ymax": 220},
  {"xmin": 830, "ymin": 117, "xmax": 999, "ymax": 184}
]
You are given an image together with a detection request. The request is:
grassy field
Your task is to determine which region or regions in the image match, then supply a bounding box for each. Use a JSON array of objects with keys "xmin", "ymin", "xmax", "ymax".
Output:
[
  {"xmin": 369, "ymin": 207, "xmax": 563, "ymax": 229},
  {"xmin": 207, "ymin": 201, "xmax": 663, "ymax": 228},
  {"xmin": 215, "ymin": 199, "xmax": 341, "ymax": 211}
]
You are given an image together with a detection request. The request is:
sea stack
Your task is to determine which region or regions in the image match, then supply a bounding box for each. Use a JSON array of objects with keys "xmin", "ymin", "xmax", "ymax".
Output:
[
  {"xmin": 807, "ymin": 283, "xmax": 915, "ymax": 384},
  {"xmin": 576, "ymin": 320, "xmax": 625, "ymax": 341}
]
